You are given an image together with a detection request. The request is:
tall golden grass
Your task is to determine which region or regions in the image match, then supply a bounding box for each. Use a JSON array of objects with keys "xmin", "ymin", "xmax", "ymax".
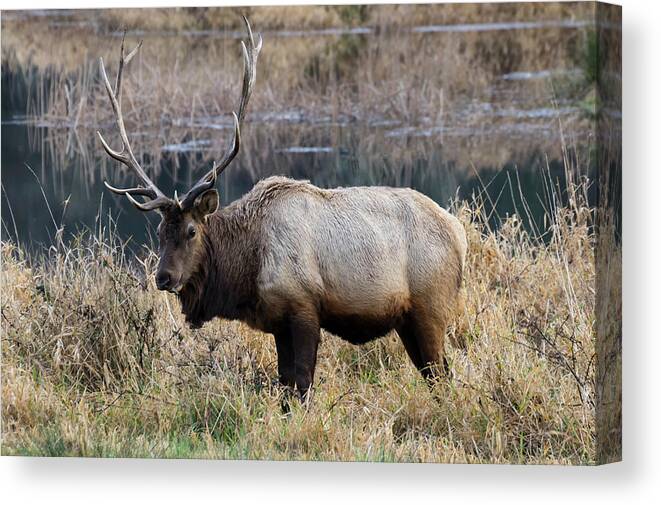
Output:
[
  {"xmin": 2, "ymin": 4, "xmax": 595, "ymax": 149},
  {"xmin": 1, "ymin": 160, "xmax": 617, "ymax": 463},
  {"xmin": 3, "ymin": 7, "xmax": 592, "ymax": 114},
  {"xmin": 2, "ymin": 2, "xmax": 608, "ymax": 207}
]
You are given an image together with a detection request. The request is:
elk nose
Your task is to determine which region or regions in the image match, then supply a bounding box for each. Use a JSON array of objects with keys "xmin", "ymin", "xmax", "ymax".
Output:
[{"xmin": 155, "ymin": 271, "xmax": 172, "ymax": 291}]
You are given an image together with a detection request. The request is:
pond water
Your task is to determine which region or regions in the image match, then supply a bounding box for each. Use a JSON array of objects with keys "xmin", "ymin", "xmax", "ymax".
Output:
[{"xmin": 1, "ymin": 8, "xmax": 610, "ymax": 252}]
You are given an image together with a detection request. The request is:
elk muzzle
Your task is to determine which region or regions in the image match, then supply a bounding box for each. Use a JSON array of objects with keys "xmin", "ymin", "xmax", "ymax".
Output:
[{"xmin": 155, "ymin": 267, "xmax": 183, "ymax": 293}]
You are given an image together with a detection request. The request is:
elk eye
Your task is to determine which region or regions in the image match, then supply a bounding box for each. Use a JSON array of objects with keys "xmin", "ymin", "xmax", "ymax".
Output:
[{"xmin": 187, "ymin": 225, "xmax": 196, "ymax": 239}]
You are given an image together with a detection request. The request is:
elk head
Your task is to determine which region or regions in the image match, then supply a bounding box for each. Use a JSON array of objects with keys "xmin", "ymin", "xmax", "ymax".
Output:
[{"xmin": 97, "ymin": 17, "xmax": 261, "ymax": 292}]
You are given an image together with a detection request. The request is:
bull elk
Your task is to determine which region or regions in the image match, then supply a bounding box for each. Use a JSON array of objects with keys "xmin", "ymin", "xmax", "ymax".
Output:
[{"xmin": 97, "ymin": 18, "xmax": 468, "ymax": 400}]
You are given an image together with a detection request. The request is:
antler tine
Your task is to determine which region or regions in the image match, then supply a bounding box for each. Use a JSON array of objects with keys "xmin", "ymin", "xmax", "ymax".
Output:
[
  {"xmin": 179, "ymin": 16, "xmax": 261, "ymax": 209},
  {"xmin": 114, "ymin": 31, "xmax": 142, "ymax": 99},
  {"xmin": 237, "ymin": 15, "xmax": 262, "ymax": 123},
  {"xmin": 125, "ymin": 193, "xmax": 174, "ymax": 212},
  {"xmin": 97, "ymin": 34, "xmax": 170, "ymax": 211},
  {"xmin": 179, "ymin": 113, "xmax": 240, "ymax": 208},
  {"xmin": 103, "ymin": 180, "xmax": 156, "ymax": 198}
]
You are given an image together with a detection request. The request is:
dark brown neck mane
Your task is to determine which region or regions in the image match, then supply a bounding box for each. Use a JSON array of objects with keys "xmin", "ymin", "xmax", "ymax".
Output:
[
  {"xmin": 177, "ymin": 203, "xmax": 260, "ymax": 329},
  {"xmin": 175, "ymin": 176, "xmax": 311, "ymax": 328}
]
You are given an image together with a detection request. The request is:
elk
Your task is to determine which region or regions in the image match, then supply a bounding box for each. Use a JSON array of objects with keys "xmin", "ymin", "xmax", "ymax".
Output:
[{"xmin": 97, "ymin": 18, "xmax": 468, "ymax": 400}]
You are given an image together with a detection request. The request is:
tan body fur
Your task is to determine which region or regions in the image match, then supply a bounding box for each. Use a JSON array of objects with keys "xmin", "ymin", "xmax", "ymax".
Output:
[{"xmin": 178, "ymin": 176, "xmax": 467, "ymax": 396}]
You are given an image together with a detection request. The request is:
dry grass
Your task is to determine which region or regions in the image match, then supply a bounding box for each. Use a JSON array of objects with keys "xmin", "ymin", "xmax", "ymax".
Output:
[
  {"xmin": 2, "ymin": 3, "xmax": 607, "ymax": 194},
  {"xmin": 1, "ymin": 168, "xmax": 608, "ymax": 464},
  {"xmin": 2, "ymin": 11, "xmax": 599, "ymax": 187},
  {"xmin": 2, "ymin": 4, "xmax": 595, "ymax": 126}
]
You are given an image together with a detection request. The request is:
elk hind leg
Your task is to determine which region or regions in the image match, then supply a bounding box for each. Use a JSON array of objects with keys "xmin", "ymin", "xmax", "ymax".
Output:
[
  {"xmin": 399, "ymin": 309, "xmax": 450, "ymax": 385},
  {"xmin": 396, "ymin": 318, "xmax": 425, "ymax": 372}
]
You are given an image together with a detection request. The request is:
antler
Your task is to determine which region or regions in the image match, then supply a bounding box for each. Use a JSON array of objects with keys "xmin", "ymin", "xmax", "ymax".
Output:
[
  {"xmin": 179, "ymin": 16, "xmax": 262, "ymax": 209},
  {"xmin": 97, "ymin": 32, "xmax": 172, "ymax": 212}
]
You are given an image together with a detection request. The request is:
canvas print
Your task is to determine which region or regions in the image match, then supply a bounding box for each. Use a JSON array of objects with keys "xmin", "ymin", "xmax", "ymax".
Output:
[{"xmin": 1, "ymin": 2, "xmax": 621, "ymax": 464}]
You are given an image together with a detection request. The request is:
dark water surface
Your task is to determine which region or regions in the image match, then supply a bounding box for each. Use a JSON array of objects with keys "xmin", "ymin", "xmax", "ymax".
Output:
[{"xmin": 1, "ymin": 9, "xmax": 603, "ymax": 251}]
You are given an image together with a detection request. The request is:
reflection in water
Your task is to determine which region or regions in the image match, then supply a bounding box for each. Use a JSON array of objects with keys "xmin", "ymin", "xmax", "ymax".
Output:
[{"xmin": 1, "ymin": 116, "xmax": 581, "ymax": 251}]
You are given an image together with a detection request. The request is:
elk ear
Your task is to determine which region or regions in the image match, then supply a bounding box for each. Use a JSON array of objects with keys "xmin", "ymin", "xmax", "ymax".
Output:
[{"xmin": 193, "ymin": 189, "xmax": 219, "ymax": 220}]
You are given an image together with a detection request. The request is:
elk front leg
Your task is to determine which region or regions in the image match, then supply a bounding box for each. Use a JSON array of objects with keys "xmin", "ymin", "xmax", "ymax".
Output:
[
  {"xmin": 290, "ymin": 310, "xmax": 320, "ymax": 402},
  {"xmin": 273, "ymin": 328, "xmax": 296, "ymax": 414},
  {"xmin": 274, "ymin": 329, "xmax": 295, "ymax": 389}
]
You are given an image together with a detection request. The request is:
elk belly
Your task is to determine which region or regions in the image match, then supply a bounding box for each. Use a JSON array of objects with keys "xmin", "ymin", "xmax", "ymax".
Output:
[{"xmin": 319, "ymin": 291, "xmax": 411, "ymax": 344}]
